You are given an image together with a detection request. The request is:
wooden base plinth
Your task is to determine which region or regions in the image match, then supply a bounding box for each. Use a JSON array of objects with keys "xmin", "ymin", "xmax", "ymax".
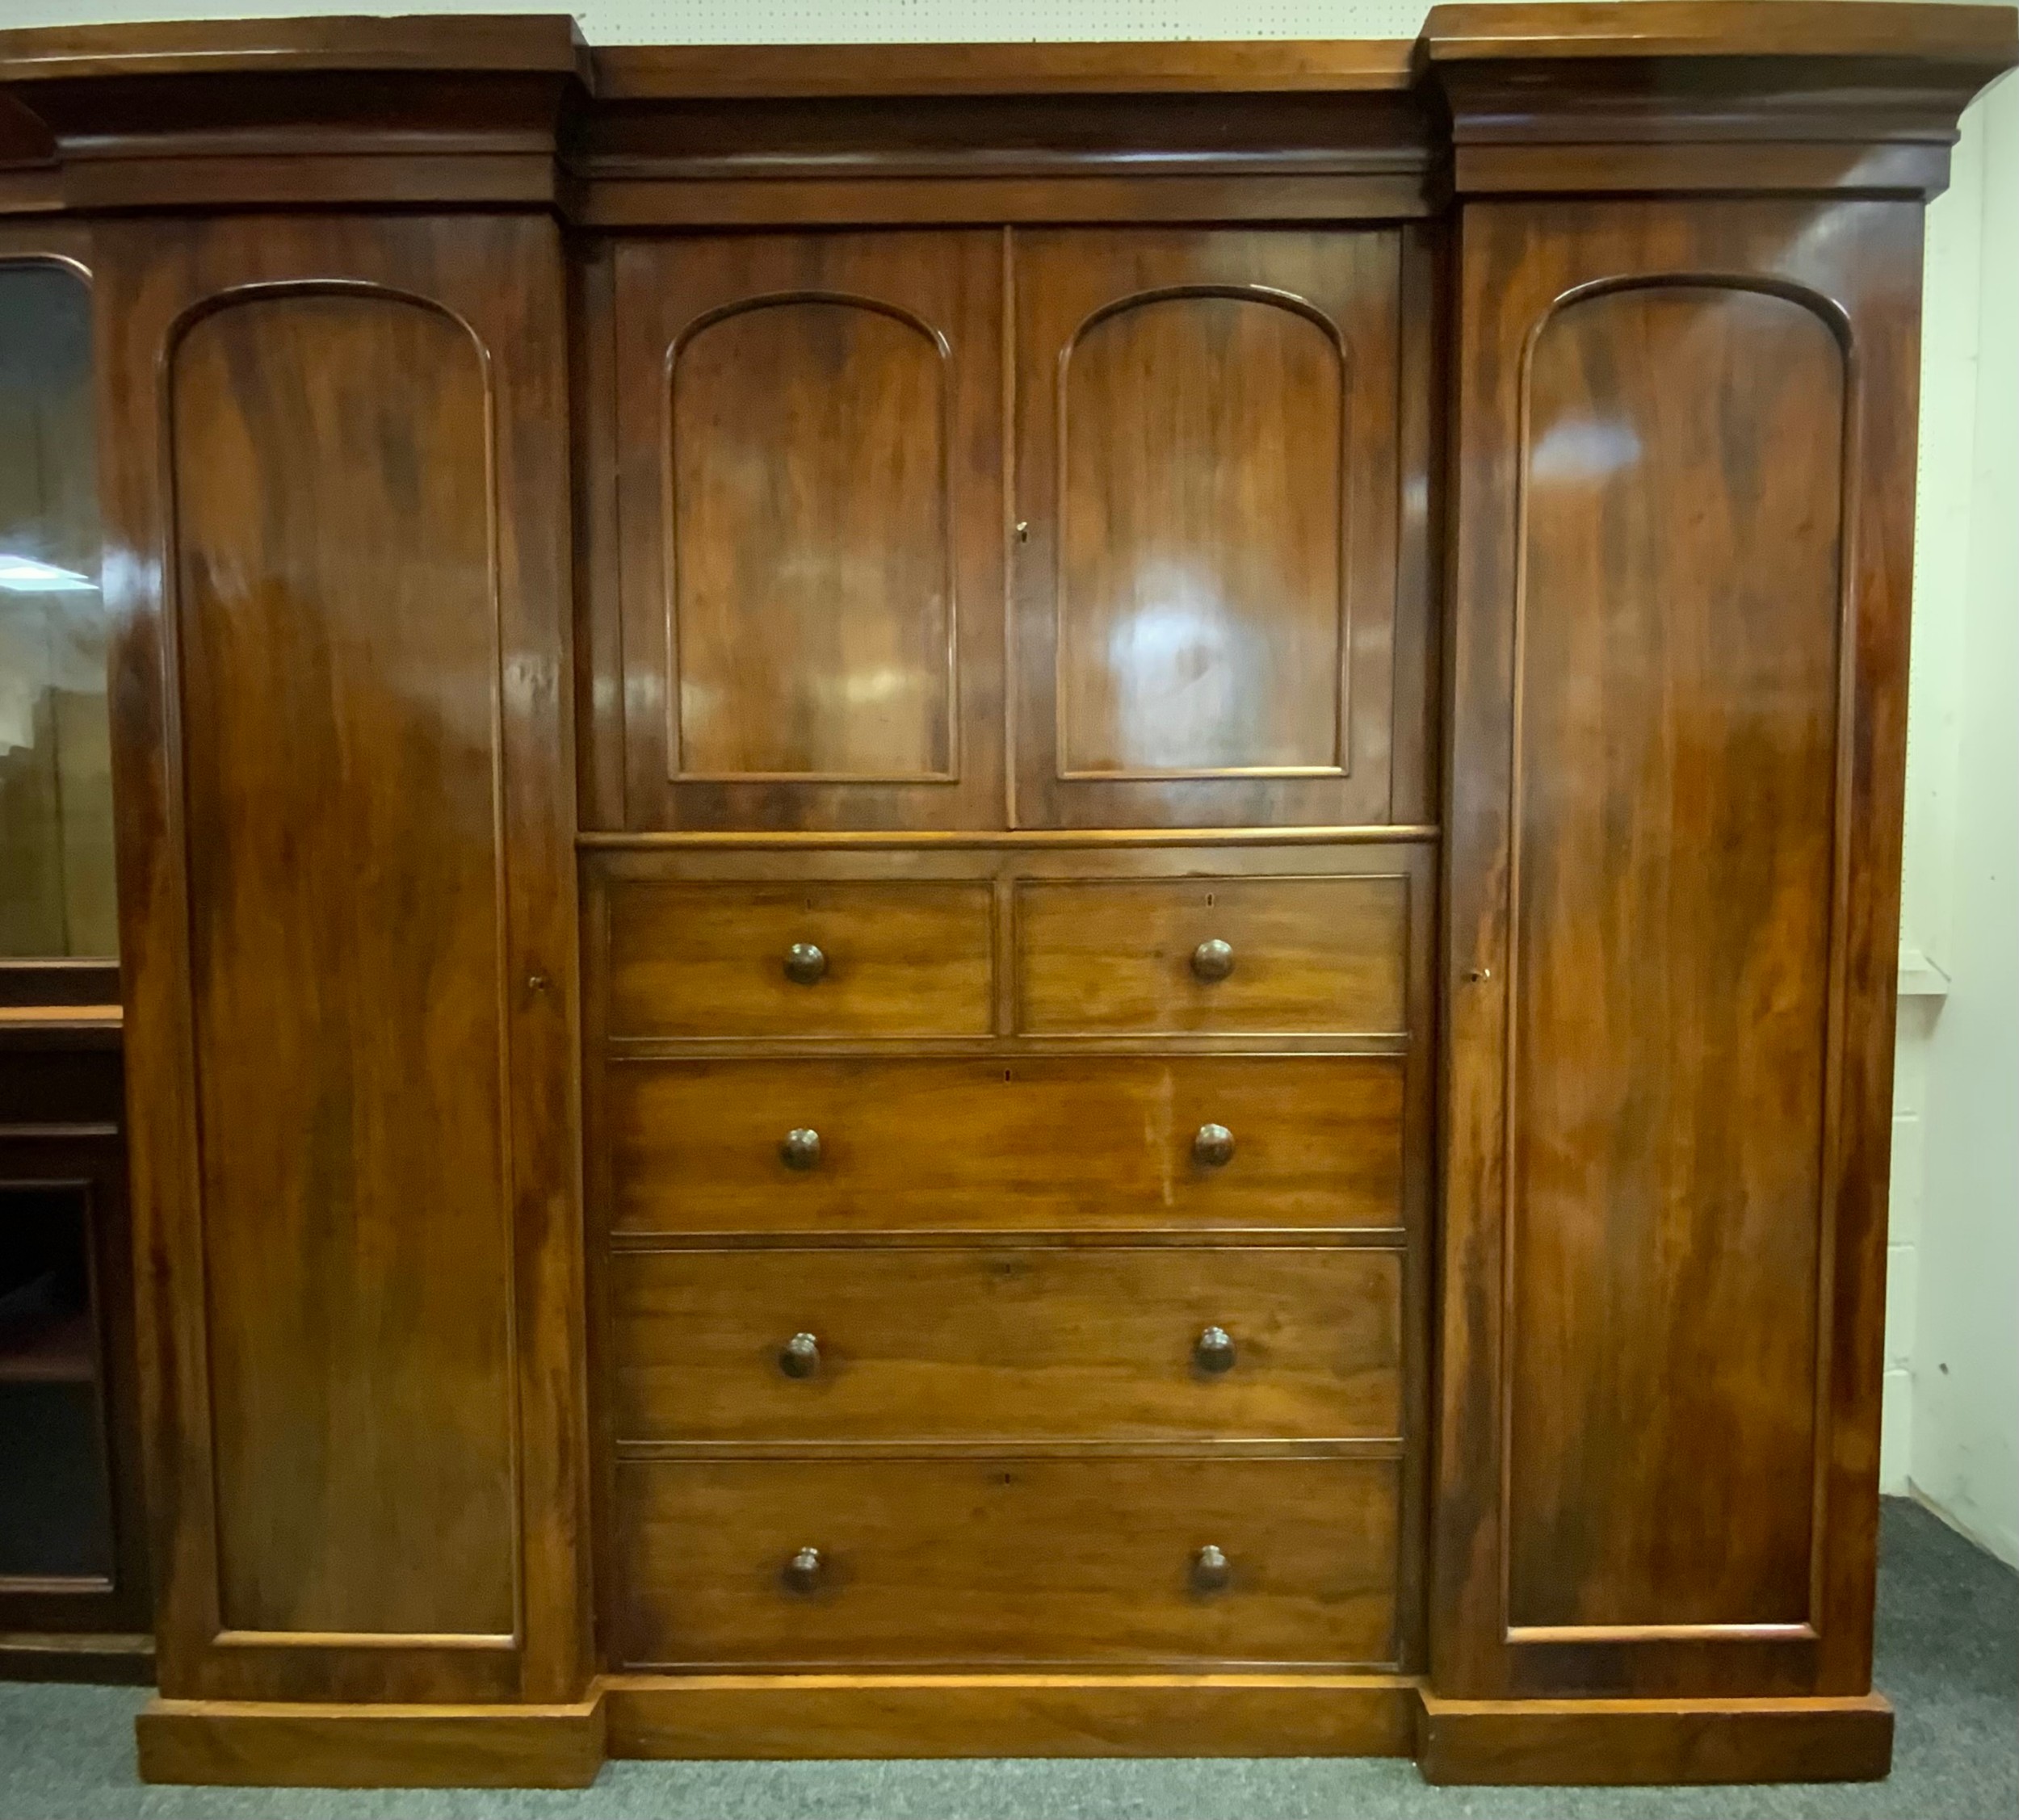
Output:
[
  {"xmin": 135, "ymin": 1693, "xmax": 607, "ymax": 1788},
  {"xmin": 603, "ymin": 1671, "xmax": 1417, "ymax": 1759},
  {"xmin": 128, "ymin": 1679, "xmax": 1895, "ymax": 1784},
  {"xmin": 1414, "ymin": 1690, "xmax": 1894, "ymax": 1785}
]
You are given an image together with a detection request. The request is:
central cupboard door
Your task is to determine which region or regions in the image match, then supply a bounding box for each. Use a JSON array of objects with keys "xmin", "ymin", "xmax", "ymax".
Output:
[
  {"xmin": 608, "ymin": 229, "xmax": 1407, "ymax": 832},
  {"xmin": 612, "ymin": 233, "xmax": 1005, "ymax": 832},
  {"xmin": 1012, "ymin": 230, "xmax": 1403, "ymax": 829}
]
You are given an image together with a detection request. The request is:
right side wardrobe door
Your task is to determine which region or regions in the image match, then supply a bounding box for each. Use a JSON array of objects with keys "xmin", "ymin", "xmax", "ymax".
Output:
[
  {"xmin": 1433, "ymin": 197, "xmax": 1924, "ymax": 1703},
  {"xmin": 1011, "ymin": 229, "xmax": 1403, "ymax": 832}
]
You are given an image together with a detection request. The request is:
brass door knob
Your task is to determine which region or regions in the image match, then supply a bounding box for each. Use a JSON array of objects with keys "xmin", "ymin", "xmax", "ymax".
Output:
[
  {"xmin": 781, "ymin": 1127, "xmax": 822, "ymax": 1170},
  {"xmin": 1192, "ymin": 1544, "xmax": 1232, "ymax": 1592},
  {"xmin": 784, "ymin": 942, "xmax": 827, "ymax": 985},
  {"xmin": 779, "ymin": 1332, "xmax": 821, "ymax": 1378},
  {"xmin": 1194, "ymin": 1325, "xmax": 1236, "ymax": 1373},
  {"xmin": 1193, "ymin": 1123, "xmax": 1235, "ymax": 1168},
  {"xmin": 783, "ymin": 1545, "xmax": 825, "ymax": 1593},
  {"xmin": 1191, "ymin": 937, "xmax": 1235, "ymax": 982}
]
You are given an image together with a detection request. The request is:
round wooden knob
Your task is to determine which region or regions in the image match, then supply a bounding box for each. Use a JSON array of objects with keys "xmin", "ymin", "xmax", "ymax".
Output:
[
  {"xmin": 783, "ymin": 1546, "xmax": 825, "ymax": 1593},
  {"xmin": 779, "ymin": 1332, "xmax": 821, "ymax": 1378},
  {"xmin": 784, "ymin": 942, "xmax": 828, "ymax": 985},
  {"xmin": 1194, "ymin": 1325, "xmax": 1236, "ymax": 1373},
  {"xmin": 781, "ymin": 1127, "xmax": 822, "ymax": 1170},
  {"xmin": 1191, "ymin": 938, "xmax": 1235, "ymax": 982},
  {"xmin": 1193, "ymin": 1123, "xmax": 1235, "ymax": 1168},
  {"xmin": 1192, "ymin": 1544, "xmax": 1232, "ymax": 1592}
]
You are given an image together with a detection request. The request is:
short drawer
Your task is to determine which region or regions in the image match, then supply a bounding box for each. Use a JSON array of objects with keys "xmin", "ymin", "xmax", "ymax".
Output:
[
  {"xmin": 1014, "ymin": 874, "xmax": 1408, "ymax": 1035},
  {"xmin": 607, "ymin": 1055, "xmax": 1404, "ymax": 1234},
  {"xmin": 614, "ymin": 1456, "xmax": 1398, "ymax": 1668},
  {"xmin": 606, "ymin": 880, "xmax": 994, "ymax": 1038},
  {"xmin": 610, "ymin": 1246, "xmax": 1402, "ymax": 1444}
]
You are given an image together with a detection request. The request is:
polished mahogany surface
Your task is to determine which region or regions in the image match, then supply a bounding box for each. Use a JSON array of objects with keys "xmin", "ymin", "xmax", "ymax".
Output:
[
  {"xmin": 0, "ymin": 3, "xmax": 2008, "ymax": 1789},
  {"xmin": 1013, "ymin": 874, "xmax": 1408, "ymax": 1035},
  {"xmin": 606, "ymin": 1054, "xmax": 1405, "ymax": 1235},
  {"xmin": 1435, "ymin": 197, "xmax": 1928, "ymax": 1701},
  {"xmin": 608, "ymin": 1243, "xmax": 1403, "ymax": 1444},
  {"xmin": 607, "ymin": 879, "xmax": 996, "ymax": 1038},
  {"xmin": 615, "ymin": 1454, "xmax": 1400, "ymax": 1668},
  {"xmin": 170, "ymin": 283, "xmax": 516, "ymax": 1637},
  {"xmin": 612, "ymin": 232, "xmax": 1004, "ymax": 831},
  {"xmin": 1013, "ymin": 229, "xmax": 1401, "ymax": 829},
  {"xmin": 1509, "ymin": 275, "xmax": 1842, "ymax": 1632},
  {"xmin": 96, "ymin": 212, "xmax": 589, "ymax": 1706}
]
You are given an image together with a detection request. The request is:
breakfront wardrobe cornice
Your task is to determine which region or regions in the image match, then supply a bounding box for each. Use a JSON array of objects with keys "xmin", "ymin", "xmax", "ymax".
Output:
[{"xmin": 0, "ymin": 3, "xmax": 2011, "ymax": 220}]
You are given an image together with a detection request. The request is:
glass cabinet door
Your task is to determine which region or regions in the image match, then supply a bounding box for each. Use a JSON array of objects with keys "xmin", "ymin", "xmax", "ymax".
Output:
[{"xmin": 0, "ymin": 260, "xmax": 112, "ymax": 961}]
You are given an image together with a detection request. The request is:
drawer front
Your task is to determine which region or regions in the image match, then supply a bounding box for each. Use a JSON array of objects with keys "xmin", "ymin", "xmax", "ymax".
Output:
[
  {"xmin": 611, "ymin": 1247, "xmax": 1402, "ymax": 1444},
  {"xmin": 1015, "ymin": 875, "xmax": 1408, "ymax": 1036},
  {"xmin": 608, "ymin": 1055, "xmax": 1404, "ymax": 1234},
  {"xmin": 615, "ymin": 1457, "xmax": 1398, "ymax": 1667},
  {"xmin": 607, "ymin": 880, "xmax": 994, "ymax": 1038}
]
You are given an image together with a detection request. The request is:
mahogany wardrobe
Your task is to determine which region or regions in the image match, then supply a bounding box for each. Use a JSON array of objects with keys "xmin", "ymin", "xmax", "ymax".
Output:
[{"xmin": 0, "ymin": 0, "xmax": 2011, "ymax": 1788}]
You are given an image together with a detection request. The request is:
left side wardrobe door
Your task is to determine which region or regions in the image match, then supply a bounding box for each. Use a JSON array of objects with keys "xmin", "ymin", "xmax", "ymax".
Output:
[{"xmin": 97, "ymin": 216, "xmax": 590, "ymax": 1705}]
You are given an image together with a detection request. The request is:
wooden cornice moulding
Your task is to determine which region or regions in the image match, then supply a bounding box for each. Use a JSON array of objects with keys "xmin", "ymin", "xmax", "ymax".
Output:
[
  {"xmin": 1421, "ymin": 1, "xmax": 2019, "ymax": 197},
  {"xmin": 0, "ymin": 13, "xmax": 590, "ymax": 82},
  {"xmin": 587, "ymin": 37, "xmax": 1420, "ymax": 98},
  {"xmin": 569, "ymin": 40, "xmax": 1435, "ymax": 226},
  {"xmin": 1, "ymin": 5, "xmax": 2013, "ymax": 220},
  {"xmin": 1420, "ymin": 0, "xmax": 2017, "ymax": 63},
  {"xmin": 0, "ymin": 13, "xmax": 592, "ymax": 212}
]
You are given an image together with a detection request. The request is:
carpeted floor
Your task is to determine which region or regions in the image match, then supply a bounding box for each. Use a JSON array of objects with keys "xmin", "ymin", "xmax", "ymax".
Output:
[{"xmin": 1, "ymin": 1497, "xmax": 2012, "ymax": 1820}]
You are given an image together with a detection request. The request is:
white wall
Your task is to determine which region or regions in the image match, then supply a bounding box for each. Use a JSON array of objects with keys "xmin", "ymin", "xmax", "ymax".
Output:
[
  {"xmin": 1894, "ymin": 66, "xmax": 2019, "ymax": 1566},
  {"xmin": 5, "ymin": 0, "xmax": 2013, "ymax": 1554}
]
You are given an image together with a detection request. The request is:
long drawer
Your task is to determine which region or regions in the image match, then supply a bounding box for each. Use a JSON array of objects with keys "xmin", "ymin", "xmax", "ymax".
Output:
[
  {"xmin": 610, "ymin": 1246, "xmax": 1402, "ymax": 1443},
  {"xmin": 607, "ymin": 1055, "xmax": 1404, "ymax": 1234},
  {"xmin": 614, "ymin": 1456, "xmax": 1399, "ymax": 1668}
]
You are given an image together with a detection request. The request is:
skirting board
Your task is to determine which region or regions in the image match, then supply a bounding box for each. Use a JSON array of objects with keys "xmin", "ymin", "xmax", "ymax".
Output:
[
  {"xmin": 603, "ymin": 1671, "xmax": 1419, "ymax": 1758},
  {"xmin": 0, "ymin": 1630, "xmax": 153, "ymax": 1686},
  {"xmin": 1414, "ymin": 1690, "xmax": 1895, "ymax": 1785},
  {"xmin": 136, "ymin": 1693, "xmax": 607, "ymax": 1788}
]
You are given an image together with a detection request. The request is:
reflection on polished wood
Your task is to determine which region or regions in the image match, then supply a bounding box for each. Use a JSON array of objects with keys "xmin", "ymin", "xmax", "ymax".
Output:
[
  {"xmin": 169, "ymin": 281, "xmax": 517, "ymax": 1639},
  {"xmin": 0, "ymin": 2, "xmax": 2004, "ymax": 1787},
  {"xmin": 669, "ymin": 292, "xmax": 952, "ymax": 781},
  {"xmin": 607, "ymin": 1055, "xmax": 1405, "ymax": 1235},
  {"xmin": 1014, "ymin": 874, "xmax": 1408, "ymax": 1035},
  {"xmin": 1433, "ymin": 193, "xmax": 1932, "ymax": 1713},
  {"xmin": 603, "ymin": 1669, "xmax": 1417, "ymax": 1759},
  {"xmin": 1056, "ymin": 285, "xmax": 1345, "ymax": 776},
  {"xmin": 614, "ymin": 1455, "xmax": 1400, "ymax": 1668},
  {"xmin": 96, "ymin": 212, "xmax": 589, "ymax": 1713},
  {"xmin": 607, "ymin": 879, "xmax": 994, "ymax": 1038},
  {"xmin": 0, "ymin": 257, "xmax": 111, "ymax": 960},
  {"xmin": 609, "ymin": 1245, "xmax": 1403, "ymax": 1443},
  {"xmin": 1014, "ymin": 229, "xmax": 1402, "ymax": 828},
  {"xmin": 615, "ymin": 232, "xmax": 1004, "ymax": 830},
  {"xmin": 1509, "ymin": 276, "xmax": 1843, "ymax": 1633}
]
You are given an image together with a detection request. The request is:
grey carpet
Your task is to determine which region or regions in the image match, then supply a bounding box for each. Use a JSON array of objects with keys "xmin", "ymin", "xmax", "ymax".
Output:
[{"xmin": 2, "ymin": 1497, "xmax": 2013, "ymax": 1820}]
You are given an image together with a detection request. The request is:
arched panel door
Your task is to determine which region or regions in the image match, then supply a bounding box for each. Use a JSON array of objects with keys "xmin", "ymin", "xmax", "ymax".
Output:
[
  {"xmin": 1434, "ymin": 198, "xmax": 1924, "ymax": 1707},
  {"xmin": 611, "ymin": 233, "xmax": 1004, "ymax": 832},
  {"xmin": 95, "ymin": 215, "xmax": 589, "ymax": 1711},
  {"xmin": 1013, "ymin": 230, "xmax": 1404, "ymax": 830}
]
